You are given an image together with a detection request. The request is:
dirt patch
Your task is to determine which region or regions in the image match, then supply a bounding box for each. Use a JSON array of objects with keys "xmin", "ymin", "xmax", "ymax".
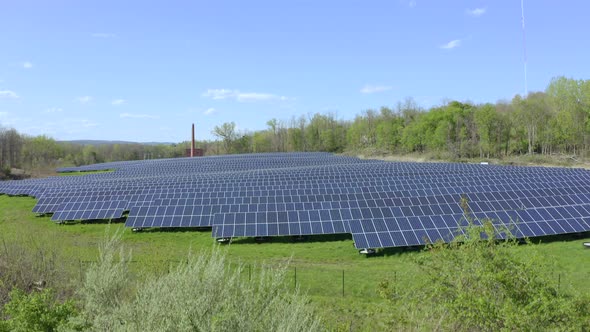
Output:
[
  {"xmin": 0, "ymin": 168, "xmax": 31, "ymax": 180},
  {"xmin": 351, "ymin": 151, "xmax": 590, "ymax": 169}
]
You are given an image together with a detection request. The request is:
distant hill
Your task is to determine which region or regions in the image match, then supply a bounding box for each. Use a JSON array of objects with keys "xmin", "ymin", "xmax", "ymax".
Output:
[{"xmin": 60, "ymin": 140, "xmax": 176, "ymax": 146}]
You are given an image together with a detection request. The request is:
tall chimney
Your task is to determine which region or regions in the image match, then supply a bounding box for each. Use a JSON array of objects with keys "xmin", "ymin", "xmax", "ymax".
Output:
[{"xmin": 191, "ymin": 123, "xmax": 195, "ymax": 157}]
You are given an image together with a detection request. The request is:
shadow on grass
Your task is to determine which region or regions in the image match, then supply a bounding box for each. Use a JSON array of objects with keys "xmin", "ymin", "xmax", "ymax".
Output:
[
  {"xmin": 228, "ymin": 233, "xmax": 354, "ymax": 245},
  {"xmin": 133, "ymin": 226, "xmax": 213, "ymax": 233},
  {"xmin": 525, "ymin": 231, "xmax": 590, "ymax": 245},
  {"xmin": 34, "ymin": 213, "xmax": 128, "ymax": 225},
  {"xmin": 55, "ymin": 218, "xmax": 127, "ymax": 225},
  {"xmin": 375, "ymin": 245, "xmax": 425, "ymax": 257}
]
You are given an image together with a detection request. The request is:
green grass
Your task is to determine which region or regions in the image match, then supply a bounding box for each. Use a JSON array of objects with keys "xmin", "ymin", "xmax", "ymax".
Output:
[{"xmin": 1, "ymin": 195, "xmax": 590, "ymax": 331}]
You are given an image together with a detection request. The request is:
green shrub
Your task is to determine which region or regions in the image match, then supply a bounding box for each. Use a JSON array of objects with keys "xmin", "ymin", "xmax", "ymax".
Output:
[
  {"xmin": 1, "ymin": 288, "xmax": 76, "ymax": 332},
  {"xmin": 379, "ymin": 220, "xmax": 590, "ymax": 331},
  {"xmin": 1, "ymin": 167, "xmax": 10, "ymax": 179}
]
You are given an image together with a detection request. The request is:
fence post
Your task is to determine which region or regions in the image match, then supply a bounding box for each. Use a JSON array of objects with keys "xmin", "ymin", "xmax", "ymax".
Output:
[
  {"xmin": 294, "ymin": 266, "xmax": 297, "ymax": 289},
  {"xmin": 249, "ymin": 264, "xmax": 251, "ymax": 281},
  {"xmin": 342, "ymin": 269, "xmax": 345, "ymax": 297}
]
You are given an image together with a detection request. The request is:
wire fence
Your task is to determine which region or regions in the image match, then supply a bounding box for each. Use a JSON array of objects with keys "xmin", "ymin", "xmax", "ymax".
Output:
[
  {"xmin": 76, "ymin": 255, "xmax": 588, "ymax": 303},
  {"xmin": 76, "ymin": 258, "xmax": 388, "ymax": 300}
]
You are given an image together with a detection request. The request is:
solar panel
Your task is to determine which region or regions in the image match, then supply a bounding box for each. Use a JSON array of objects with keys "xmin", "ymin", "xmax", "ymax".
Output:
[
  {"xmin": 50, "ymin": 201, "xmax": 127, "ymax": 221},
  {"xmin": 126, "ymin": 205, "xmax": 214, "ymax": 228},
  {"xmin": 2, "ymin": 152, "xmax": 590, "ymax": 249}
]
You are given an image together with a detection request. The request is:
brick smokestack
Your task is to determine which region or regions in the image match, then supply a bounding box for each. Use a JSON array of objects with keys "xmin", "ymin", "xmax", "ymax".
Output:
[{"xmin": 191, "ymin": 123, "xmax": 195, "ymax": 157}]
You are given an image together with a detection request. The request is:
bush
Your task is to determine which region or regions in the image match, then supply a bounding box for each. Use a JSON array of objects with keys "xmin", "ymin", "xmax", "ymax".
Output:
[
  {"xmin": 74, "ymin": 228, "xmax": 322, "ymax": 331},
  {"xmin": 379, "ymin": 219, "xmax": 590, "ymax": 331},
  {"xmin": 1, "ymin": 288, "xmax": 76, "ymax": 332},
  {"xmin": 0, "ymin": 167, "xmax": 10, "ymax": 179},
  {"xmin": 74, "ymin": 228, "xmax": 132, "ymax": 330}
]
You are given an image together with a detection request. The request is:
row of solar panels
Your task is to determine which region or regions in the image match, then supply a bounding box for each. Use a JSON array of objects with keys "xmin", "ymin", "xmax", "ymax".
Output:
[
  {"xmin": 42, "ymin": 158, "xmax": 590, "ymax": 183},
  {"xmin": 29, "ymin": 180, "xmax": 590, "ymax": 210},
  {"xmin": 28, "ymin": 177, "xmax": 590, "ymax": 211},
  {"xmin": 5, "ymin": 164, "xmax": 589, "ymax": 199},
  {"xmin": 36, "ymin": 184, "xmax": 590, "ymax": 217},
  {"xmin": 7, "ymin": 169, "xmax": 590, "ymax": 199}
]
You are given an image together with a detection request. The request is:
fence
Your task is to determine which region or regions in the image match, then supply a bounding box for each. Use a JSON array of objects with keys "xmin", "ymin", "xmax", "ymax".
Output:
[{"xmin": 76, "ymin": 258, "xmax": 393, "ymax": 300}]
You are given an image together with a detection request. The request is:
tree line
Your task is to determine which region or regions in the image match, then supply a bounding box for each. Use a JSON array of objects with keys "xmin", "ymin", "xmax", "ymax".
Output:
[
  {"xmin": 212, "ymin": 76, "xmax": 590, "ymax": 159},
  {"xmin": 0, "ymin": 133, "xmax": 192, "ymax": 177},
  {"xmin": 1, "ymin": 76, "xmax": 589, "ymax": 175}
]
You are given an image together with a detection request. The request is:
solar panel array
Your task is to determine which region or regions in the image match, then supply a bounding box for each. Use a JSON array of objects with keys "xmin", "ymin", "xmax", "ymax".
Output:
[{"xmin": 1, "ymin": 152, "xmax": 590, "ymax": 249}]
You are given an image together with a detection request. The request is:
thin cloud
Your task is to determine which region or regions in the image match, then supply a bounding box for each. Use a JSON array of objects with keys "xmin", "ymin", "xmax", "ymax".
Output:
[
  {"xmin": 92, "ymin": 32, "xmax": 116, "ymax": 38},
  {"xmin": 440, "ymin": 39, "xmax": 461, "ymax": 49},
  {"xmin": 202, "ymin": 89, "xmax": 289, "ymax": 102},
  {"xmin": 237, "ymin": 92, "xmax": 288, "ymax": 102},
  {"xmin": 76, "ymin": 96, "xmax": 93, "ymax": 104},
  {"xmin": 0, "ymin": 90, "xmax": 19, "ymax": 99},
  {"xmin": 466, "ymin": 7, "xmax": 486, "ymax": 17},
  {"xmin": 22, "ymin": 61, "xmax": 33, "ymax": 69},
  {"xmin": 119, "ymin": 113, "xmax": 159, "ymax": 119},
  {"xmin": 45, "ymin": 107, "xmax": 63, "ymax": 113},
  {"xmin": 203, "ymin": 108, "xmax": 217, "ymax": 115},
  {"xmin": 111, "ymin": 99, "xmax": 126, "ymax": 106},
  {"xmin": 360, "ymin": 85, "xmax": 393, "ymax": 94},
  {"xmin": 202, "ymin": 89, "xmax": 234, "ymax": 100}
]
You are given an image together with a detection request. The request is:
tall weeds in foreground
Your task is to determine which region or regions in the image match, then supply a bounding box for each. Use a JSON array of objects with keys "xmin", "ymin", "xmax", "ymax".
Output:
[
  {"xmin": 75, "ymin": 228, "xmax": 321, "ymax": 331},
  {"xmin": 75, "ymin": 228, "xmax": 132, "ymax": 330},
  {"xmin": 0, "ymin": 231, "xmax": 76, "ymax": 307}
]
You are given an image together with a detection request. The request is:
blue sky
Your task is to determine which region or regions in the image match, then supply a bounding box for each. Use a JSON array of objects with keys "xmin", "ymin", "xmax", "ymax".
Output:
[{"xmin": 1, "ymin": 1, "xmax": 588, "ymax": 142}]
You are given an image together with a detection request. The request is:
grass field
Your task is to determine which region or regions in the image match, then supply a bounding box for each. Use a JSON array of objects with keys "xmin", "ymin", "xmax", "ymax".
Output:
[{"xmin": 2, "ymin": 195, "xmax": 590, "ymax": 330}]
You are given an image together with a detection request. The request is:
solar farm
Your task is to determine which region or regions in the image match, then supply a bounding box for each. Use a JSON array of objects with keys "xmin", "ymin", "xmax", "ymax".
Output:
[{"xmin": 1, "ymin": 152, "xmax": 590, "ymax": 251}]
